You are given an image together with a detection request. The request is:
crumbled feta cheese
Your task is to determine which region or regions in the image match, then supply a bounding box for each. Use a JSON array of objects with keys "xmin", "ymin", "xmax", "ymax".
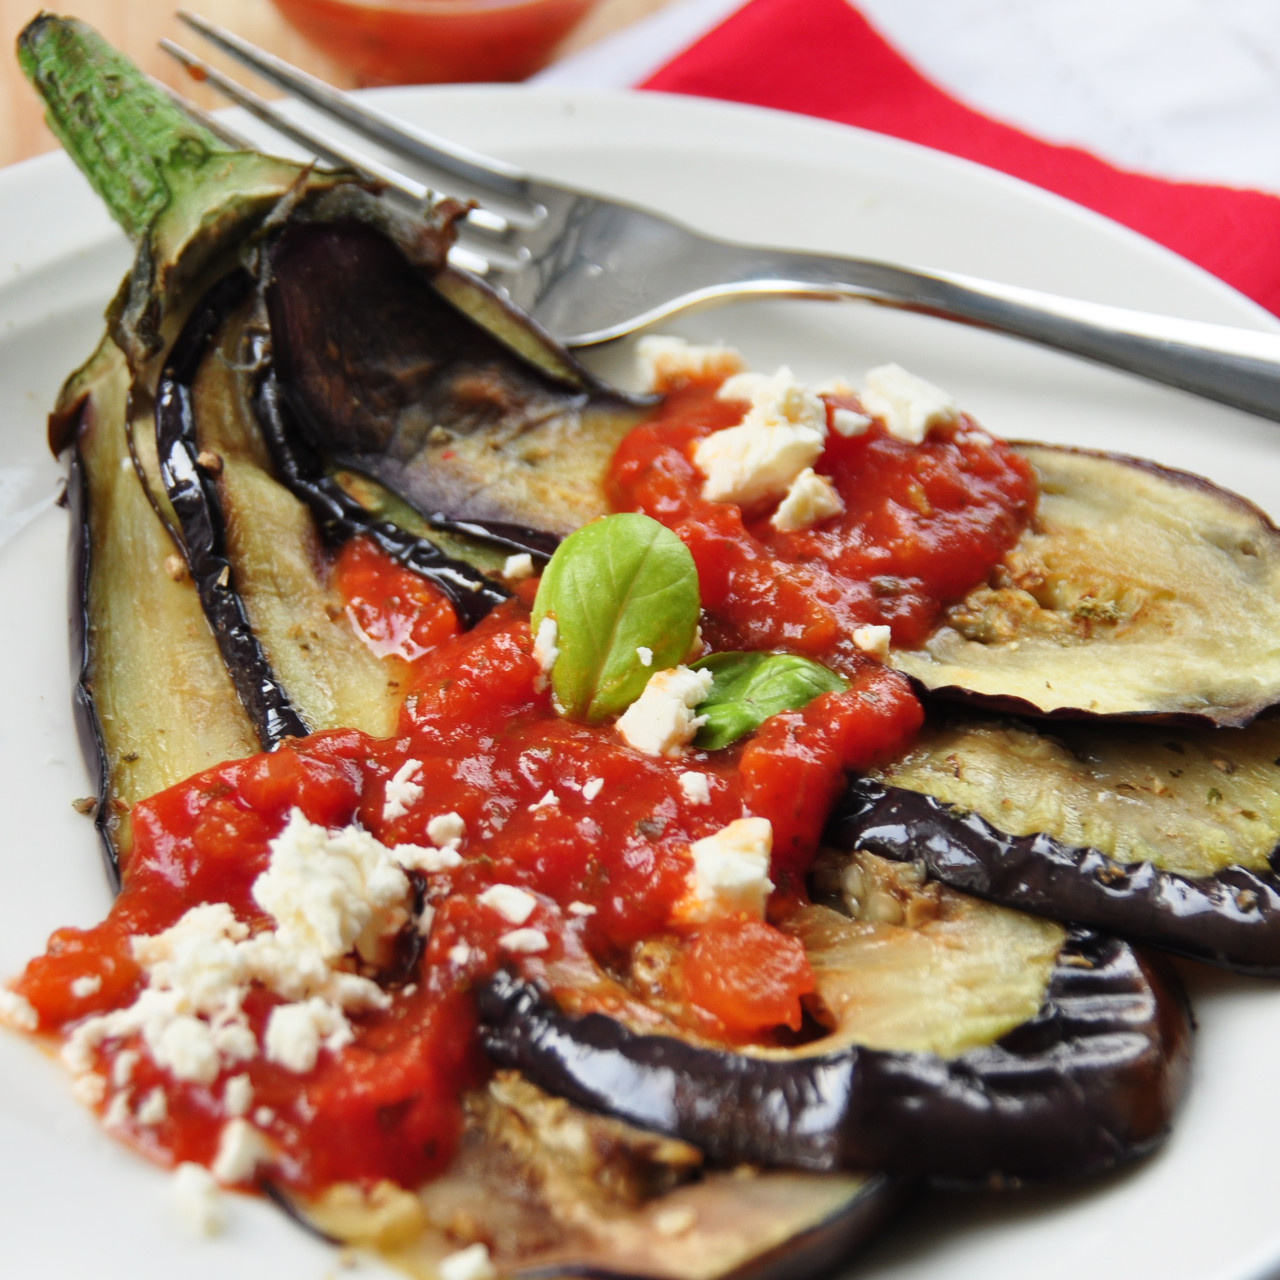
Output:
[
  {"xmin": 616, "ymin": 666, "xmax": 714, "ymax": 758},
  {"xmin": 636, "ymin": 646, "xmax": 653, "ymax": 667},
  {"xmin": 264, "ymin": 997, "xmax": 353, "ymax": 1074},
  {"xmin": 678, "ymin": 772, "xmax": 712, "ymax": 805},
  {"xmin": 439, "ymin": 1242, "xmax": 497, "ymax": 1280},
  {"xmin": 382, "ymin": 758, "xmax": 424, "ymax": 823},
  {"xmin": 693, "ymin": 366, "xmax": 828, "ymax": 507},
  {"xmin": 716, "ymin": 370, "xmax": 772, "ymax": 403},
  {"xmin": 136, "ymin": 1087, "xmax": 168, "ymax": 1127},
  {"xmin": 532, "ymin": 616, "xmax": 559, "ymax": 692},
  {"xmin": 448, "ymin": 943, "xmax": 473, "ymax": 967},
  {"xmin": 223, "ymin": 1073, "xmax": 253, "ymax": 1118},
  {"xmin": 393, "ymin": 842, "xmax": 463, "ymax": 874},
  {"xmin": 426, "ymin": 812, "xmax": 467, "ymax": 851},
  {"xmin": 498, "ymin": 928, "xmax": 549, "ymax": 955},
  {"xmin": 860, "ymin": 363, "xmax": 957, "ymax": 443},
  {"xmin": 0, "ymin": 988, "xmax": 38, "ymax": 1031},
  {"xmin": 529, "ymin": 790, "xmax": 559, "ymax": 812},
  {"xmin": 582, "ymin": 778, "xmax": 604, "ymax": 802},
  {"xmin": 155, "ymin": 1015, "xmax": 222, "ymax": 1085},
  {"xmin": 770, "ymin": 467, "xmax": 844, "ymax": 532},
  {"xmin": 253, "ymin": 1107, "xmax": 275, "ymax": 1128},
  {"xmin": 103, "ymin": 1088, "xmax": 132, "ymax": 1130},
  {"xmin": 852, "ymin": 624, "xmax": 892, "ymax": 660},
  {"xmin": 70, "ymin": 974, "xmax": 103, "ymax": 999},
  {"xmin": 637, "ymin": 336, "xmax": 744, "ymax": 391},
  {"xmin": 173, "ymin": 1162, "xmax": 225, "ymax": 1237},
  {"xmin": 567, "ymin": 901, "xmax": 597, "ymax": 917},
  {"xmin": 211, "ymin": 1118, "xmax": 271, "ymax": 1186},
  {"xmin": 686, "ymin": 818, "xmax": 774, "ymax": 920},
  {"xmin": 253, "ymin": 809, "xmax": 412, "ymax": 965},
  {"xmin": 111, "ymin": 1050, "xmax": 139, "ymax": 1089},
  {"xmin": 502, "ymin": 552, "xmax": 535, "ymax": 582},
  {"xmin": 478, "ymin": 884, "xmax": 538, "ymax": 926},
  {"xmin": 830, "ymin": 407, "xmax": 872, "ymax": 438},
  {"xmin": 72, "ymin": 1072, "xmax": 106, "ymax": 1107}
]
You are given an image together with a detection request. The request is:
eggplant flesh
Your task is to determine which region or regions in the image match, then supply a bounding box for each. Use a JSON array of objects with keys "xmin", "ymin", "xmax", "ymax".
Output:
[
  {"xmin": 479, "ymin": 852, "xmax": 1192, "ymax": 1185},
  {"xmin": 299, "ymin": 1074, "xmax": 903, "ymax": 1280},
  {"xmin": 889, "ymin": 445, "xmax": 1280, "ymax": 726},
  {"xmin": 835, "ymin": 711, "xmax": 1280, "ymax": 974}
]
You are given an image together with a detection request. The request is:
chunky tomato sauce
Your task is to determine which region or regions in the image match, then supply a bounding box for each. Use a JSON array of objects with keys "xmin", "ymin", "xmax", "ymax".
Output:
[
  {"xmin": 14, "ymin": 583, "xmax": 919, "ymax": 1193},
  {"xmin": 11, "ymin": 361, "xmax": 1032, "ymax": 1201},
  {"xmin": 608, "ymin": 381, "xmax": 1037, "ymax": 671}
]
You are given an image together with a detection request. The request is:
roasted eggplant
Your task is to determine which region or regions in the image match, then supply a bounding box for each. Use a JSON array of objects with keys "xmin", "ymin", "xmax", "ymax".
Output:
[
  {"xmin": 888, "ymin": 445, "xmax": 1280, "ymax": 726},
  {"xmin": 481, "ymin": 851, "xmax": 1192, "ymax": 1186},
  {"xmin": 831, "ymin": 711, "xmax": 1280, "ymax": 973}
]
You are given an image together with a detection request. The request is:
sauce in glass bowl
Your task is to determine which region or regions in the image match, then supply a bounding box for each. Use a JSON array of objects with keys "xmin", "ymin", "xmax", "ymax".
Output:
[{"xmin": 269, "ymin": 0, "xmax": 600, "ymax": 84}]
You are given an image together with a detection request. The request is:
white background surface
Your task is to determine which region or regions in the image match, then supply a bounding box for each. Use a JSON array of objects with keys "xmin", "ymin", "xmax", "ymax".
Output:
[{"xmin": 3, "ymin": 84, "xmax": 1280, "ymax": 1280}]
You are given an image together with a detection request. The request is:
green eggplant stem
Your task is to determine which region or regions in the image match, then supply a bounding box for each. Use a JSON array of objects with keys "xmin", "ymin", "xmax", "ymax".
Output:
[{"xmin": 16, "ymin": 13, "xmax": 229, "ymax": 240}]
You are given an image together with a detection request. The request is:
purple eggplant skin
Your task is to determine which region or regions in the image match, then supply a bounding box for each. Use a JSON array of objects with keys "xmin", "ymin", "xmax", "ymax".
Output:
[
  {"xmin": 477, "ymin": 925, "xmax": 1192, "ymax": 1187},
  {"xmin": 832, "ymin": 776, "xmax": 1280, "ymax": 976}
]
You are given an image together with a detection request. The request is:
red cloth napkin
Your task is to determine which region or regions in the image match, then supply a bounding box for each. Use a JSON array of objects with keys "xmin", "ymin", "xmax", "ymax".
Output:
[{"xmin": 641, "ymin": 0, "xmax": 1280, "ymax": 318}]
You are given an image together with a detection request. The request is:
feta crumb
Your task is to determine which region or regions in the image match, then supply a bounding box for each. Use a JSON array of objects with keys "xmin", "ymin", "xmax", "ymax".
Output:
[
  {"xmin": 478, "ymin": 884, "xmax": 538, "ymax": 926},
  {"xmin": 852, "ymin": 624, "xmax": 892, "ymax": 660},
  {"xmin": 582, "ymin": 778, "xmax": 604, "ymax": 802},
  {"xmin": 502, "ymin": 552, "xmax": 535, "ymax": 582},
  {"xmin": 498, "ymin": 928, "xmax": 549, "ymax": 955},
  {"xmin": 860, "ymin": 363, "xmax": 957, "ymax": 443},
  {"xmin": 636, "ymin": 646, "xmax": 653, "ymax": 667},
  {"xmin": 567, "ymin": 902, "xmax": 597, "ymax": 917},
  {"xmin": 72, "ymin": 1072, "xmax": 107, "ymax": 1107},
  {"xmin": 393, "ymin": 842, "xmax": 463, "ymax": 874},
  {"xmin": 716, "ymin": 370, "xmax": 772, "ymax": 403},
  {"xmin": 426, "ymin": 812, "xmax": 467, "ymax": 851},
  {"xmin": 678, "ymin": 772, "xmax": 712, "ymax": 805},
  {"xmin": 136, "ymin": 1087, "xmax": 168, "ymax": 1127},
  {"xmin": 770, "ymin": 467, "xmax": 844, "ymax": 532},
  {"xmin": 70, "ymin": 974, "xmax": 103, "ymax": 999},
  {"xmin": 686, "ymin": 818, "xmax": 774, "ymax": 920},
  {"xmin": 439, "ymin": 1242, "xmax": 497, "ymax": 1280},
  {"xmin": 173, "ymin": 1162, "xmax": 225, "ymax": 1237},
  {"xmin": 111, "ymin": 1050, "xmax": 140, "ymax": 1089},
  {"xmin": 211, "ymin": 1117, "xmax": 271, "ymax": 1186},
  {"xmin": 830, "ymin": 407, "xmax": 872, "ymax": 438},
  {"xmin": 532, "ymin": 616, "xmax": 559, "ymax": 692},
  {"xmin": 264, "ymin": 997, "xmax": 353, "ymax": 1074},
  {"xmin": 448, "ymin": 943, "xmax": 474, "ymax": 967},
  {"xmin": 529, "ymin": 790, "xmax": 559, "ymax": 812},
  {"xmin": 253, "ymin": 1107, "xmax": 275, "ymax": 1128},
  {"xmin": 0, "ymin": 988, "xmax": 38, "ymax": 1031},
  {"xmin": 616, "ymin": 666, "xmax": 714, "ymax": 758},
  {"xmin": 382, "ymin": 758, "xmax": 424, "ymax": 823},
  {"xmin": 637, "ymin": 335, "xmax": 744, "ymax": 390},
  {"xmin": 103, "ymin": 1088, "xmax": 132, "ymax": 1130},
  {"xmin": 223, "ymin": 1073, "xmax": 253, "ymax": 1118}
]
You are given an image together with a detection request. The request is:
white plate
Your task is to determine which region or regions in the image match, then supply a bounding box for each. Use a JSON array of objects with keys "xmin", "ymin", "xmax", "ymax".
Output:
[{"xmin": 2, "ymin": 87, "xmax": 1278, "ymax": 1280}]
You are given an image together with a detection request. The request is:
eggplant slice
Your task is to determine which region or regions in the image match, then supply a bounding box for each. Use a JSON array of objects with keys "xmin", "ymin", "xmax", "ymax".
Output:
[
  {"xmin": 888, "ymin": 445, "xmax": 1280, "ymax": 726},
  {"xmin": 833, "ymin": 710, "xmax": 1280, "ymax": 974},
  {"xmin": 479, "ymin": 852, "xmax": 1192, "ymax": 1186}
]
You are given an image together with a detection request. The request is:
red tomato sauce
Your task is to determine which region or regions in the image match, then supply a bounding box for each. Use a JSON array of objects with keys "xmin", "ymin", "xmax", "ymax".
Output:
[
  {"xmin": 607, "ymin": 381, "xmax": 1037, "ymax": 672},
  {"xmin": 14, "ymin": 593, "xmax": 919, "ymax": 1194}
]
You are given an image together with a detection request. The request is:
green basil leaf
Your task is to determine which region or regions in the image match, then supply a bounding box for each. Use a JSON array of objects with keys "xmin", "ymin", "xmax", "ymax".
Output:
[
  {"xmin": 691, "ymin": 652, "xmax": 847, "ymax": 750},
  {"xmin": 531, "ymin": 513, "xmax": 700, "ymax": 723}
]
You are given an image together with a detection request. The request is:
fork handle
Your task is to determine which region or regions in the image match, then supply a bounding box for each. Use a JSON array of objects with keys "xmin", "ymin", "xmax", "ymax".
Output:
[{"xmin": 654, "ymin": 247, "xmax": 1280, "ymax": 423}]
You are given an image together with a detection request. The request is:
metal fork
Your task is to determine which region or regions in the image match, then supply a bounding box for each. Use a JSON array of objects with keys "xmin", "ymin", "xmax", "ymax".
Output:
[{"xmin": 168, "ymin": 10, "xmax": 1280, "ymax": 424}]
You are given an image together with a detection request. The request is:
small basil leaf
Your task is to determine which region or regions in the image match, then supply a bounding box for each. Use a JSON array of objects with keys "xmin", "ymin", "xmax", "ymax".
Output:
[
  {"xmin": 531, "ymin": 513, "xmax": 699, "ymax": 723},
  {"xmin": 691, "ymin": 652, "xmax": 847, "ymax": 750}
]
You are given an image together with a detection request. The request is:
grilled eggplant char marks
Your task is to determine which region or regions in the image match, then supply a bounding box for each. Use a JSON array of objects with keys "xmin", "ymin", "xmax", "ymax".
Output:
[
  {"xmin": 479, "ymin": 873, "xmax": 1191, "ymax": 1185},
  {"xmin": 263, "ymin": 219, "xmax": 651, "ymax": 538},
  {"xmin": 889, "ymin": 445, "xmax": 1280, "ymax": 726},
  {"xmin": 836, "ymin": 713, "xmax": 1280, "ymax": 973}
]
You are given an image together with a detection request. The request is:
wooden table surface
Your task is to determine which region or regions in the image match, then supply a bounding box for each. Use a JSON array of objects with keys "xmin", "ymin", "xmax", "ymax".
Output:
[{"xmin": 0, "ymin": 0, "xmax": 676, "ymax": 169}]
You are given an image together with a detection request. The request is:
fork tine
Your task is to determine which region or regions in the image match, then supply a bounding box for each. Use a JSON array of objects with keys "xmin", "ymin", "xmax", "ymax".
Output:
[
  {"xmin": 175, "ymin": 10, "xmax": 539, "ymax": 218},
  {"xmin": 154, "ymin": 75, "xmax": 258, "ymax": 152}
]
